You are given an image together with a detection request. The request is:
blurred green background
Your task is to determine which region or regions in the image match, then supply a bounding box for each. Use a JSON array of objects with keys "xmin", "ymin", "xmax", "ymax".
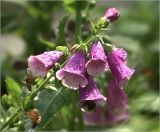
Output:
[{"xmin": 1, "ymin": 0, "xmax": 159, "ymax": 131}]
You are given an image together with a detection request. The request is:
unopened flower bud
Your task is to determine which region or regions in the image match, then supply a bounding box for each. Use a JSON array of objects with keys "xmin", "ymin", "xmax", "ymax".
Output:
[{"xmin": 104, "ymin": 8, "xmax": 120, "ymax": 22}]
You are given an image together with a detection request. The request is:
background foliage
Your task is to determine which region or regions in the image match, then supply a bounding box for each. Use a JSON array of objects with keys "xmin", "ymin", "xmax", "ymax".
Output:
[{"xmin": 1, "ymin": 0, "xmax": 159, "ymax": 131}]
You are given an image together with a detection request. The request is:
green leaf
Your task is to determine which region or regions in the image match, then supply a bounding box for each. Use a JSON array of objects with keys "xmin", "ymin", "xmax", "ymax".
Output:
[
  {"xmin": 39, "ymin": 39, "xmax": 56, "ymax": 49},
  {"xmin": 6, "ymin": 77, "xmax": 22, "ymax": 106},
  {"xmin": 56, "ymin": 46, "xmax": 69, "ymax": 56},
  {"xmin": 0, "ymin": 104, "xmax": 7, "ymax": 126},
  {"xmin": 34, "ymin": 87, "xmax": 74, "ymax": 129},
  {"xmin": 63, "ymin": 0, "xmax": 75, "ymax": 13},
  {"xmin": 57, "ymin": 16, "xmax": 69, "ymax": 45},
  {"xmin": 1, "ymin": 94, "xmax": 12, "ymax": 109},
  {"xmin": 131, "ymin": 92, "xmax": 160, "ymax": 114},
  {"xmin": 118, "ymin": 21, "xmax": 150, "ymax": 37}
]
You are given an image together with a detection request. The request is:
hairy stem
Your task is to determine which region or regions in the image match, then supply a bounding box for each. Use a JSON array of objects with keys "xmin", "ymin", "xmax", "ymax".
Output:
[{"xmin": 30, "ymin": 74, "xmax": 53, "ymax": 100}]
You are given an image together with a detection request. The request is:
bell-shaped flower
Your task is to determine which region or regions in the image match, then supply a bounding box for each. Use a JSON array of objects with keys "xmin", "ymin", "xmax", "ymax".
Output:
[
  {"xmin": 107, "ymin": 47, "xmax": 135, "ymax": 87},
  {"xmin": 28, "ymin": 51, "xmax": 63, "ymax": 78},
  {"xmin": 104, "ymin": 8, "xmax": 120, "ymax": 22},
  {"xmin": 83, "ymin": 107, "xmax": 106, "ymax": 126},
  {"xmin": 56, "ymin": 51, "xmax": 87, "ymax": 90},
  {"xmin": 86, "ymin": 41, "xmax": 108, "ymax": 76},
  {"xmin": 77, "ymin": 74, "xmax": 106, "ymax": 112},
  {"xmin": 105, "ymin": 80, "xmax": 129, "ymax": 124}
]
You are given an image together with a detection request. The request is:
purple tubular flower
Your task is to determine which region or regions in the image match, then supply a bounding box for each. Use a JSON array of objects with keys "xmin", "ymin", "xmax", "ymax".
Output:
[
  {"xmin": 28, "ymin": 51, "xmax": 63, "ymax": 78},
  {"xmin": 77, "ymin": 74, "xmax": 106, "ymax": 112},
  {"xmin": 105, "ymin": 8, "xmax": 120, "ymax": 22},
  {"xmin": 56, "ymin": 51, "xmax": 88, "ymax": 90},
  {"xmin": 107, "ymin": 48, "xmax": 135, "ymax": 87},
  {"xmin": 86, "ymin": 41, "xmax": 108, "ymax": 76},
  {"xmin": 83, "ymin": 107, "xmax": 106, "ymax": 126},
  {"xmin": 105, "ymin": 80, "xmax": 129, "ymax": 124}
]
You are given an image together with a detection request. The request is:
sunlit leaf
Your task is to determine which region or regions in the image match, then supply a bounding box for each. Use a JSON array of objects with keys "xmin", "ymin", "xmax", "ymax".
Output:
[
  {"xmin": 6, "ymin": 77, "xmax": 22, "ymax": 106},
  {"xmin": 63, "ymin": 0, "xmax": 75, "ymax": 13}
]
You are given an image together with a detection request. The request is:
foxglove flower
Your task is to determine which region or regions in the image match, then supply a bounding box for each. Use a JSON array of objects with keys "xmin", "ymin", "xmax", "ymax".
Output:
[
  {"xmin": 83, "ymin": 107, "xmax": 106, "ymax": 126},
  {"xmin": 77, "ymin": 74, "xmax": 106, "ymax": 112},
  {"xmin": 104, "ymin": 8, "xmax": 120, "ymax": 22},
  {"xmin": 86, "ymin": 41, "xmax": 108, "ymax": 76},
  {"xmin": 107, "ymin": 48, "xmax": 135, "ymax": 87},
  {"xmin": 105, "ymin": 80, "xmax": 129, "ymax": 124},
  {"xmin": 56, "ymin": 51, "xmax": 87, "ymax": 89},
  {"xmin": 28, "ymin": 51, "xmax": 63, "ymax": 78}
]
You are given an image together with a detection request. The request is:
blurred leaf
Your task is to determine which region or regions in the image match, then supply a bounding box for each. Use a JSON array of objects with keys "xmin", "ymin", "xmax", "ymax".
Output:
[
  {"xmin": 57, "ymin": 16, "xmax": 69, "ymax": 45},
  {"xmin": 131, "ymin": 92, "xmax": 159, "ymax": 114},
  {"xmin": 74, "ymin": 1, "xmax": 88, "ymax": 42},
  {"xmin": 0, "ymin": 104, "xmax": 7, "ymax": 126},
  {"xmin": 26, "ymin": 5, "xmax": 41, "ymax": 18},
  {"xmin": 39, "ymin": 39, "xmax": 56, "ymax": 49},
  {"xmin": 4, "ymin": 0, "xmax": 28, "ymax": 7},
  {"xmin": 6, "ymin": 77, "xmax": 22, "ymax": 106},
  {"xmin": 63, "ymin": 0, "xmax": 75, "ymax": 13},
  {"xmin": 34, "ymin": 87, "xmax": 74, "ymax": 130},
  {"xmin": 118, "ymin": 21, "xmax": 150, "ymax": 37},
  {"xmin": 1, "ymin": 94, "xmax": 12, "ymax": 109},
  {"xmin": 110, "ymin": 35, "xmax": 141, "ymax": 53},
  {"xmin": 1, "ymin": 13, "xmax": 16, "ymax": 28}
]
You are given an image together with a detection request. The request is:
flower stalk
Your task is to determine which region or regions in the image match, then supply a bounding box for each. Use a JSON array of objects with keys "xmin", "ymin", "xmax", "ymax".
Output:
[
  {"xmin": 1, "ymin": 74, "xmax": 54, "ymax": 130},
  {"xmin": 2, "ymin": 7, "xmax": 135, "ymax": 130}
]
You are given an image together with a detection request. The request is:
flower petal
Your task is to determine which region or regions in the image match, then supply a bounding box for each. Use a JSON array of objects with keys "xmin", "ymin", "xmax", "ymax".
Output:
[
  {"xmin": 86, "ymin": 41, "xmax": 108, "ymax": 76},
  {"xmin": 105, "ymin": 80, "xmax": 129, "ymax": 124},
  {"xmin": 78, "ymin": 74, "xmax": 106, "ymax": 112},
  {"xmin": 56, "ymin": 51, "xmax": 87, "ymax": 89},
  {"xmin": 107, "ymin": 48, "xmax": 135, "ymax": 86}
]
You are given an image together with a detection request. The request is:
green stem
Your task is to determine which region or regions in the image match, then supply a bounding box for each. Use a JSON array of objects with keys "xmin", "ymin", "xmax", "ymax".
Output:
[
  {"xmin": 30, "ymin": 74, "xmax": 53, "ymax": 100},
  {"xmin": 84, "ymin": 34, "xmax": 94, "ymax": 45},
  {"xmin": 104, "ymin": 43, "xmax": 113, "ymax": 47},
  {"xmin": 75, "ymin": 9, "xmax": 82, "ymax": 43},
  {"xmin": 1, "ymin": 74, "xmax": 54, "ymax": 130},
  {"xmin": 1, "ymin": 107, "xmax": 21, "ymax": 130}
]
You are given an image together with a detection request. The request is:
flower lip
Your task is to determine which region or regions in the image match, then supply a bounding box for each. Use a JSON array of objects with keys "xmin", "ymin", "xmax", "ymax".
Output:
[
  {"xmin": 86, "ymin": 59, "xmax": 107, "ymax": 76},
  {"xmin": 56, "ymin": 51, "xmax": 87, "ymax": 89},
  {"xmin": 80, "ymin": 100, "xmax": 97, "ymax": 113},
  {"xmin": 86, "ymin": 41, "xmax": 108, "ymax": 76},
  {"xmin": 56, "ymin": 69, "xmax": 88, "ymax": 90},
  {"xmin": 28, "ymin": 56, "xmax": 47, "ymax": 78},
  {"xmin": 27, "ymin": 51, "xmax": 63, "ymax": 78},
  {"xmin": 78, "ymin": 98, "xmax": 106, "ymax": 113},
  {"xmin": 77, "ymin": 74, "xmax": 106, "ymax": 112}
]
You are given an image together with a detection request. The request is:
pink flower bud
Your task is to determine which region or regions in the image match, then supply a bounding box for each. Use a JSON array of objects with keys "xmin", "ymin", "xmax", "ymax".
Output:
[{"xmin": 105, "ymin": 8, "xmax": 120, "ymax": 22}]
